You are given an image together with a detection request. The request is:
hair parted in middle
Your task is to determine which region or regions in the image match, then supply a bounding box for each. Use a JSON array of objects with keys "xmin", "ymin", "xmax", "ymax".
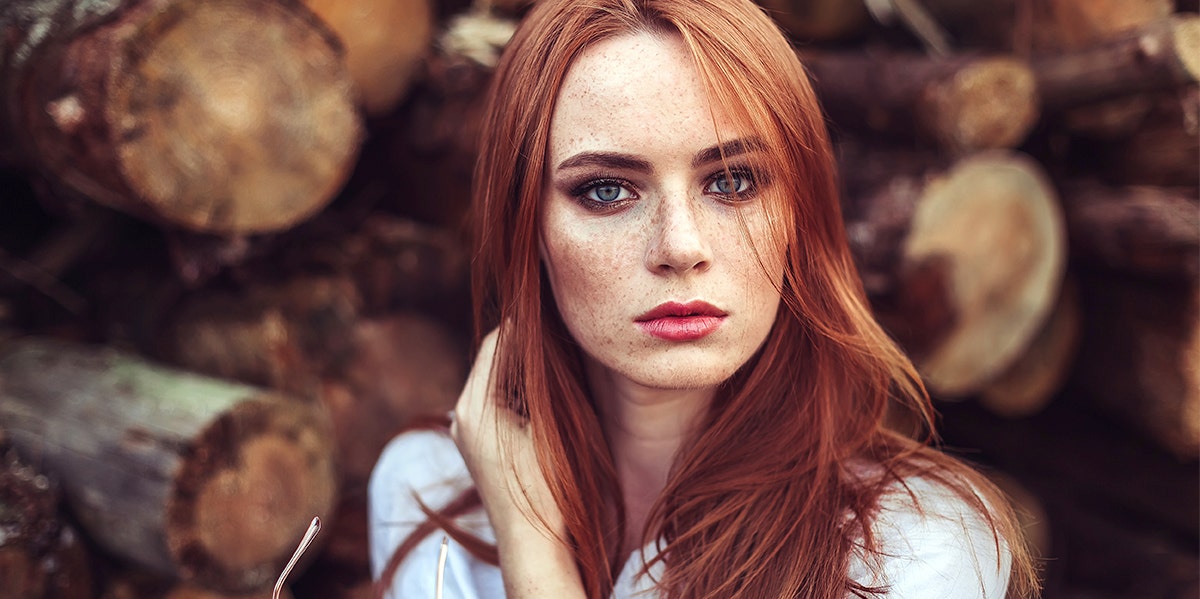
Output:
[{"xmin": 381, "ymin": 0, "xmax": 1038, "ymax": 598}]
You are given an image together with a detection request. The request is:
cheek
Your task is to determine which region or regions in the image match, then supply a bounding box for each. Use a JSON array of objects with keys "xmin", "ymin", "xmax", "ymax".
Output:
[{"xmin": 542, "ymin": 227, "xmax": 632, "ymax": 325}]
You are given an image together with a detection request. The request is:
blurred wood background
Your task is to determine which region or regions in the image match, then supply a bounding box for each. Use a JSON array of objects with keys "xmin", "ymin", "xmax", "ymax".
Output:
[{"xmin": 0, "ymin": 0, "xmax": 1196, "ymax": 597}]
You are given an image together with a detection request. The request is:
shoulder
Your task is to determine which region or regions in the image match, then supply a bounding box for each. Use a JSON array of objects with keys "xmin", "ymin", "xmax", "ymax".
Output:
[
  {"xmin": 369, "ymin": 429, "xmax": 473, "ymax": 523},
  {"xmin": 367, "ymin": 430, "xmax": 474, "ymax": 577},
  {"xmin": 847, "ymin": 469, "xmax": 1013, "ymax": 599},
  {"xmin": 368, "ymin": 430, "xmax": 503, "ymax": 598}
]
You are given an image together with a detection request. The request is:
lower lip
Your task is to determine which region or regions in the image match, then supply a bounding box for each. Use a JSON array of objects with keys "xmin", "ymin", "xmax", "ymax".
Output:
[{"xmin": 636, "ymin": 316, "xmax": 724, "ymax": 341}]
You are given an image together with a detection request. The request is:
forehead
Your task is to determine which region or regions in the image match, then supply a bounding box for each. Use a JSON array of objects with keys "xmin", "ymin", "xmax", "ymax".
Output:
[{"xmin": 549, "ymin": 31, "xmax": 744, "ymax": 161}]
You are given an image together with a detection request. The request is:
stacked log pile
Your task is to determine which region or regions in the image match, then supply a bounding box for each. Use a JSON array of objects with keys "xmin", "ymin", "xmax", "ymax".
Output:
[{"xmin": 0, "ymin": 0, "xmax": 1195, "ymax": 597}]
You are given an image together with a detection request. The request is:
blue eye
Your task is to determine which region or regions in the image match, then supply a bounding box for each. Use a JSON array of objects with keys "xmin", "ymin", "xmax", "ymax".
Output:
[
  {"xmin": 583, "ymin": 182, "xmax": 634, "ymax": 203},
  {"xmin": 708, "ymin": 171, "xmax": 752, "ymax": 196}
]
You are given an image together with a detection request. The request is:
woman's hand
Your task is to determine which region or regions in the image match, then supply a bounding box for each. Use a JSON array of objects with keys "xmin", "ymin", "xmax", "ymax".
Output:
[{"xmin": 449, "ymin": 328, "xmax": 586, "ymax": 598}]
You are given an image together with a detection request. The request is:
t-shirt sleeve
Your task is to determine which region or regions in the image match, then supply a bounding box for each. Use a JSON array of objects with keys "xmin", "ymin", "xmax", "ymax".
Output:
[
  {"xmin": 846, "ymin": 476, "xmax": 1013, "ymax": 599},
  {"xmin": 368, "ymin": 429, "xmax": 493, "ymax": 599}
]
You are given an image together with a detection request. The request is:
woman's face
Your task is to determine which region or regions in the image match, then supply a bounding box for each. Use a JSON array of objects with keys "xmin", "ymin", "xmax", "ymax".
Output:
[{"xmin": 540, "ymin": 31, "xmax": 785, "ymax": 393}]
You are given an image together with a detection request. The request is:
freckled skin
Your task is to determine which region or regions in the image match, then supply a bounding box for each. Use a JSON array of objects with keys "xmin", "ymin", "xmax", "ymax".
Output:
[{"xmin": 541, "ymin": 31, "xmax": 785, "ymax": 395}]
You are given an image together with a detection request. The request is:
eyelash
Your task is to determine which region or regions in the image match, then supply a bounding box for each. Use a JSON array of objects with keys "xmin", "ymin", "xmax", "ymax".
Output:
[
  {"xmin": 569, "ymin": 177, "xmax": 637, "ymax": 211},
  {"xmin": 567, "ymin": 166, "xmax": 765, "ymax": 212},
  {"xmin": 705, "ymin": 167, "xmax": 760, "ymax": 201}
]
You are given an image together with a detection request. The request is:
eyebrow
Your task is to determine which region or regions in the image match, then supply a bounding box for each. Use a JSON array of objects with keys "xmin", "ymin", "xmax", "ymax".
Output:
[
  {"xmin": 554, "ymin": 136, "xmax": 766, "ymax": 173},
  {"xmin": 556, "ymin": 152, "xmax": 652, "ymax": 173},
  {"xmin": 690, "ymin": 137, "xmax": 766, "ymax": 168}
]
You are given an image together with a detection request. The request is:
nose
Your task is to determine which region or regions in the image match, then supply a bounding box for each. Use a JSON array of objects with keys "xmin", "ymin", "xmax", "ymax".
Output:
[{"xmin": 645, "ymin": 193, "xmax": 713, "ymax": 274}]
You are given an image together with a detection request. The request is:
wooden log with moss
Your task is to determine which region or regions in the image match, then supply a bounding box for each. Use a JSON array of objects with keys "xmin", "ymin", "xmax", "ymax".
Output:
[
  {"xmin": 0, "ymin": 0, "xmax": 362, "ymax": 234},
  {"xmin": 0, "ymin": 339, "xmax": 338, "ymax": 593}
]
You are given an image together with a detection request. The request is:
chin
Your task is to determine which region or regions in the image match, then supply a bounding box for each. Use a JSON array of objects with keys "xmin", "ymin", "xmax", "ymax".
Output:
[{"xmin": 612, "ymin": 350, "xmax": 751, "ymax": 391}]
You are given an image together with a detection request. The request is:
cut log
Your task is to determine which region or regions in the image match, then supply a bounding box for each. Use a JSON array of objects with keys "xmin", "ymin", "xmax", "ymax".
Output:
[
  {"xmin": 0, "ymin": 0, "xmax": 362, "ymax": 234},
  {"xmin": 757, "ymin": 0, "xmax": 871, "ymax": 42},
  {"xmin": 980, "ymin": 277, "xmax": 1081, "ymax": 417},
  {"xmin": 163, "ymin": 276, "xmax": 363, "ymax": 393},
  {"xmin": 1090, "ymin": 88, "xmax": 1200, "ymax": 186},
  {"xmin": 387, "ymin": 15, "xmax": 509, "ymax": 227},
  {"xmin": 803, "ymin": 52, "xmax": 1039, "ymax": 153},
  {"xmin": 1070, "ymin": 274, "xmax": 1200, "ymax": 459},
  {"xmin": 0, "ymin": 339, "xmax": 338, "ymax": 593},
  {"xmin": 917, "ymin": 0, "xmax": 1173, "ymax": 53},
  {"xmin": 1034, "ymin": 0, "xmax": 1174, "ymax": 53},
  {"xmin": 329, "ymin": 313, "xmax": 466, "ymax": 486},
  {"xmin": 1031, "ymin": 0, "xmax": 1178, "ymax": 136},
  {"xmin": 939, "ymin": 398, "xmax": 1200, "ymax": 597},
  {"xmin": 0, "ymin": 443, "xmax": 96, "ymax": 599},
  {"xmin": 894, "ymin": 0, "xmax": 1019, "ymax": 51},
  {"xmin": 1033, "ymin": 15, "xmax": 1200, "ymax": 111},
  {"xmin": 165, "ymin": 584, "xmax": 292, "ymax": 599},
  {"xmin": 841, "ymin": 148, "xmax": 1067, "ymax": 397},
  {"xmin": 1058, "ymin": 181, "xmax": 1199, "ymax": 281},
  {"xmin": 276, "ymin": 216, "xmax": 470, "ymax": 316},
  {"xmin": 302, "ymin": 0, "xmax": 434, "ymax": 116}
]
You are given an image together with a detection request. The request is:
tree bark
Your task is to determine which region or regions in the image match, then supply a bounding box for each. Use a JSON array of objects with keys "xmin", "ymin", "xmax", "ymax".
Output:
[
  {"xmin": 1033, "ymin": 15, "xmax": 1200, "ymax": 111},
  {"xmin": 1089, "ymin": 88, "xmax": 1200, "ymax": 186},
  {"xmin": 803, "ymin": 51, "xmax": 1039, "ymax": 153},
  {"xmin": 329, "ymin": 313, "xmax": 466, "ymax": 486},
  {"xmin": 1034, "ymin": 0, "xmax": 1175, "ymax": 53},
  {"xmin": 939, "ymin": 397, "xmax": 1200, "ymax": 596},
  {"xmin": 841, "ymin": 148, "xmax": 1067, "ymax": 397},
  {"xmin": 0, "ymin": 0, "xmax": 362, "ymax": 234},
  {"xmin": 0, "ymin": 339, "xmax": 338, "ymax": 593},
  {"xmin": 302, "ymin": 0, "xmax": 434, "ymax": 116},
  {"xmin": 1070, "ymin": 274, "xmax": 1200, "ymax": 459},
  {"xmin": 1032, "ymin": 0, "xmax": 1179, "ymax": 136},
  {"xmin": 0, "ymin": 445, "xmax": 95, "ymax": 599},
  {"xmin": 1058, "ymin": 181, "xmax": 1199, "ymax": 281},
  {"xmin": 165, "ymin": 584, "xmax": 292, "ymax": 599},
  {"xmin": 162, "ymin": 276, "xmax": 363, "ymax": 394},
  {"xmin": 757, "ymin": 0, "xmax": 870, "ymax": 41}
]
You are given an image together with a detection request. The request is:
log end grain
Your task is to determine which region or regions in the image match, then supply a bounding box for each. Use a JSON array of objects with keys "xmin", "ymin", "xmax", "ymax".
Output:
[
  {"xmin": 166, "ymin": 395, "xmax": 337, "ymax": 593},
  {"xmin": 304, "ymin": 0, "xmax": 435, "ymax": 116},
  {"xmin": 108, "ymin": 0, "xmax": 363, "ymax": 234},
  {"xmin": 1173, "ymin": 16, "xmax": 1200, "ymax": 83},
  {"xmin": 980, "ymin": 278, "xmax": 1081, "ymax": 417},
  {"xmin": 923, "ymin": 58, "xmax": 1040, "ymax": 152},
  {"xmin": 905, "ymin": 152, "xmax": 1066, "ymax": 397}
]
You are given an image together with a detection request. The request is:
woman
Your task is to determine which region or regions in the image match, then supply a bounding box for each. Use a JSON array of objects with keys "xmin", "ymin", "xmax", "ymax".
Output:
[{"xmin": 369, "ymin": 0, "xmax": 1040, "ymax": 597}]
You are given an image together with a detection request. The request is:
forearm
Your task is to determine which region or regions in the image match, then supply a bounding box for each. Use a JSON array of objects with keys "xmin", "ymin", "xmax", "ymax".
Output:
[{"xmin": 494, "ymin": 520, "xmax": 587, "ymax": 598}]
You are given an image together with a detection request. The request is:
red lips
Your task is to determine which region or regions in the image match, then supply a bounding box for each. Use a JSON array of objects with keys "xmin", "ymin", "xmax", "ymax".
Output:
[{"xmin": 635, "ymin": 301, "xmax": 727, "ymax": 341}]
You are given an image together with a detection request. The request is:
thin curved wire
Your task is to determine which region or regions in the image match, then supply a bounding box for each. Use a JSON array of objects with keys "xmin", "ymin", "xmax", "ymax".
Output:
[
  {"xmin": 273, "ymin": 516, "xmax": 322, "ymax": 599},
  {"xmin": 436, "ymin": 536, "xmax": 449, "ymax": 599}
]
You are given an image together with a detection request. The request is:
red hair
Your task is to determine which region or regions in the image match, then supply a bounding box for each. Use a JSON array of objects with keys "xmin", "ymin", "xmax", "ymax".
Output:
[{"xmin": 379, "ymin": 0, "xmax": 1039, "ymax": 597}]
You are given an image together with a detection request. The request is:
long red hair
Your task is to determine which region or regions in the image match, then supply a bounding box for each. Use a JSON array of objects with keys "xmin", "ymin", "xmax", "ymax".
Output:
[{"xmin": 379, "ymin": 0, "xmax": 1040, "ymax": 597}]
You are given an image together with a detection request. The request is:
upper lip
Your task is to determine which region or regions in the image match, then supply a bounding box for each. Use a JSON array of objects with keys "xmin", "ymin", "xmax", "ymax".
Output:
[{"xmin": 636, "ymin": 300, "xmax": 727, "ymax": 321}]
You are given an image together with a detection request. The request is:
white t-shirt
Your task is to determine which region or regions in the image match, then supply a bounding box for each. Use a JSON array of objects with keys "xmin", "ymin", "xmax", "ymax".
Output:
[{"xmin": 368, "ymin": 430, "xmax": 1011, "ymax": 598}]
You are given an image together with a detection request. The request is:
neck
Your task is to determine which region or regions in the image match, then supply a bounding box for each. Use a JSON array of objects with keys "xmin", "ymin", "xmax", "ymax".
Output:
[{"xmin": 586, "ymin": 360, "xmax": 713, "ymax": 545}]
